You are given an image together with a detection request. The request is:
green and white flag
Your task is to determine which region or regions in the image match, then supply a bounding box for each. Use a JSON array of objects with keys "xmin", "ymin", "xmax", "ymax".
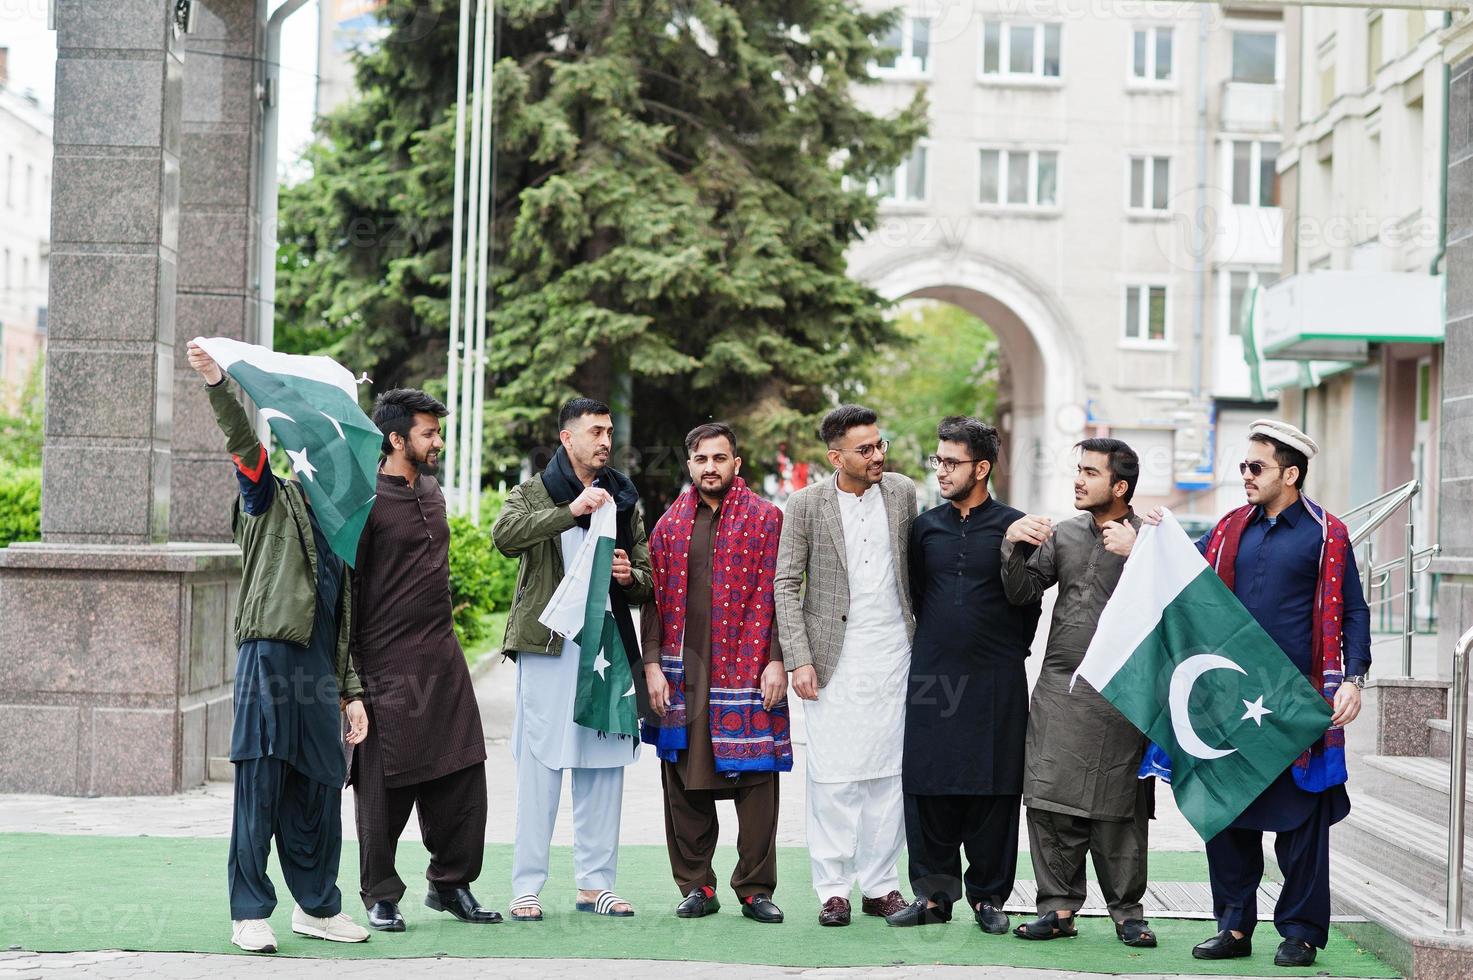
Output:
[
  {"xmin": 1074, "ymin": 510, "xmax": 1334, "ymax": 841},
  {"xmin": 193, "ymin": 336, "xmax": 380, "ymax": 567},
  {"xmin": 539, "ymin": 503, "xmax": 639, "ymax": 738}
]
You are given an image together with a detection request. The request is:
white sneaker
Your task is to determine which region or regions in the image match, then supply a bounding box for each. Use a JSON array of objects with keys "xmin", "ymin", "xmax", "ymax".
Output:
[
  {"xmin": 230, "ymin": 918, "xmax": 277, "ymax": 953},
  {"xmin": 291, "ymin": 906, "xmax": 370, "ymax": 943}
]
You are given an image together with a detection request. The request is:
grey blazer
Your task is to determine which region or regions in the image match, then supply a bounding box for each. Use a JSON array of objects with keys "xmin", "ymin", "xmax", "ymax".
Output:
[{"xmin": 774, "ymin": 471, "xmax": 917, "ymax": 688}]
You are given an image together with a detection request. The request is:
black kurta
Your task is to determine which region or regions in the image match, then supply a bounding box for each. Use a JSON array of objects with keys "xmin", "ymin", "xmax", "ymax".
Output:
[
  {"xmin": 904, "ymin": 497, "xmax": 1042, "ymax": 796},
  {"xmin": 350, "ymin": 472, "xmax": 486, "ymax": 789}
]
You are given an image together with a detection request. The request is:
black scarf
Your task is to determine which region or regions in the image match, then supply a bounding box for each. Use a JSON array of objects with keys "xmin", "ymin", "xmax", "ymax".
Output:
[{"xmin": 541, "ymin": 446, "xmax": 648, "ymax": 728}]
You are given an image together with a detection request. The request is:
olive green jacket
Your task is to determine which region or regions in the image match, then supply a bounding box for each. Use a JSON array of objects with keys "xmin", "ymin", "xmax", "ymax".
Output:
[
  {"xmin": 206, "ymin": 380, "xmax": 363, "ymax": 701},
  {"xmin": 492, "ymin": 475, "xmax": 653, "ymax": 656}
]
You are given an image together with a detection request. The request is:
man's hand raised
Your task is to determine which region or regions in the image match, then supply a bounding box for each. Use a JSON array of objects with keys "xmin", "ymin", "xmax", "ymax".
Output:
[
  {"xmin": 186, "ymin": 341, "xmax": 223, "ymax": 386},
  {"xmin": 570, "ymin": 486, "xmax": 613, "ymax": 518},
  {"xmin": 1005, "ymin": 515, "xmax": 1053, "ymax": 547}
]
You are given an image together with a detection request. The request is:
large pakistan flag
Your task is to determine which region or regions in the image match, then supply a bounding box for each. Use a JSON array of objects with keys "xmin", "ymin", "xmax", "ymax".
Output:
[{"xmin": 1074, "ymin": 511, "xmax": 1334, "ymax": 841}]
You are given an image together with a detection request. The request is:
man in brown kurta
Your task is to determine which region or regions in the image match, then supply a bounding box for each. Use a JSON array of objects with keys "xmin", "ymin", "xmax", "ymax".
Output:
[
  {"xmin": 642, "ymin": 423, "xmax": 789, "ymax": 923},
  {"xmin": 350, "ymin": 389, "xmax": 497, "ymax": 931}
]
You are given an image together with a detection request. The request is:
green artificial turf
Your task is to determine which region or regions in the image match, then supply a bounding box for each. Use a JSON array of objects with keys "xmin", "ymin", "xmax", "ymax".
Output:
[{"xmin": 0, "ymin": 834, "xmax": 1398, "ymax": 976}]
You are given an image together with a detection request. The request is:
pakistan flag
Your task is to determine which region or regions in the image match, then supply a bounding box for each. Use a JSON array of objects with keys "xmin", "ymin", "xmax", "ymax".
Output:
[
  {"xmin": 539, "ymin": 503, "xmax": 639, "ymax": 738},
  {"xmin": 1074, "ymin": 511, "xmax": 1334, "ymax": 841},
  {"xmin": 192, "ymin": 336, "xmax": 380, "ymax": 567}
]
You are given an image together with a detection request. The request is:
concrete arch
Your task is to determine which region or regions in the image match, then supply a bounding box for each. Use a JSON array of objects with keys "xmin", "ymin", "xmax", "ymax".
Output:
[{"xmin": 857, "ymin": 250, "xmax": 1088, "ymax": 512}]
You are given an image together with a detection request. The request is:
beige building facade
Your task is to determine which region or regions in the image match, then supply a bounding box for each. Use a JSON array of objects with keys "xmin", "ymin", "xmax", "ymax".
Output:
[{"xmin": 0, "ymin": 49, "xmax": 50, "ymax": 407}]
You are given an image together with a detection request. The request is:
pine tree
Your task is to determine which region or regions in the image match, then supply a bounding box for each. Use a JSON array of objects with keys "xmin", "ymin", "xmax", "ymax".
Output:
[{"xmin": 276, "ymin": 0, "xmax": 926, "ymax": 491}]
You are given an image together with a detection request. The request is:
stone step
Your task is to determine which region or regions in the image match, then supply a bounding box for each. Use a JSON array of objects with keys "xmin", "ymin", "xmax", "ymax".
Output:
[
  {"xmin": 1359, "ymin": 754, "xmax": 1473, "ymax": 827},
  {"xmin": 1427, "ymin": 718, "xmax": 1473, "ymax": 761},
  {"xmin": 1328, "ymin": 846, "xmax": 1473, "ymax": 978},
  {"xmin": 1337, "ymin": 791, "xmax": 1473, "ymax": 900}
]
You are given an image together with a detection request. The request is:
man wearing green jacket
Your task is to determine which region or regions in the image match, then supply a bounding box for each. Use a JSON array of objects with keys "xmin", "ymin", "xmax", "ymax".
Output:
[{"xmin": 188, "ymin": 342, "xmax": 371, "ymax": 954}]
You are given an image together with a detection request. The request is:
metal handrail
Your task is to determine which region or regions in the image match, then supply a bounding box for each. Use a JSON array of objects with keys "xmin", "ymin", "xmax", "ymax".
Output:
[
  {"xmin": 1446, "ymin": 624, "xmax": 1473, "ymax": 934},
  {"xmin": 1347, "ymin": 479, "xmax": 1419, "ymax": 547}
]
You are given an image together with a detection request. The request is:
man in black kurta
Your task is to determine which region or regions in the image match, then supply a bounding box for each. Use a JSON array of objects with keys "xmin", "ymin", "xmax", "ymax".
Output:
[
  {"xmin": 351, "ymin": 389, "xmax": 497, "ymax": 931},
  {"xmin": 889, "ymin": 418, "xmax": 1041, "ymax": 933}
]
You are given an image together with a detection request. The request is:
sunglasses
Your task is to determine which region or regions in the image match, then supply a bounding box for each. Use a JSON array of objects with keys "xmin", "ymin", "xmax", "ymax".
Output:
[{"xmin": 1238, "ymin": 461, "xmax": 1284, "ymax": 477}]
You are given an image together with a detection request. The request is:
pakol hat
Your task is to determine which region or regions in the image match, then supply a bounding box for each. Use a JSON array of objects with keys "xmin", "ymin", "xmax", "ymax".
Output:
[{"xmin": 1248, "ymin": 418, "xmax": 1319, "ymax": 460}]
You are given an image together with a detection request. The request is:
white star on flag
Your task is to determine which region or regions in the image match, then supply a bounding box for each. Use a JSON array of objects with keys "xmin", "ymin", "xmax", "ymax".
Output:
[
  {"xmin": 320, "ymin": 412, "xmax": 345, "ymax": 439},
  {"xmin": 593, "ymin": 650, "xmax": 610, "ymax": 679},
  {"xmin": 1241, "ymin": 695, "xmax": 1273, "ymax": 726},
  {"xmin": 286, "ymin": 447, "xmax": 317, "ymax": 482}
]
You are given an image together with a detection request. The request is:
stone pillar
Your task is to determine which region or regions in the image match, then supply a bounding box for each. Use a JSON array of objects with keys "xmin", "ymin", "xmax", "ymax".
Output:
[{"xmin": 0, "ymin": 1, "xmax": 253, "ymax": 796}]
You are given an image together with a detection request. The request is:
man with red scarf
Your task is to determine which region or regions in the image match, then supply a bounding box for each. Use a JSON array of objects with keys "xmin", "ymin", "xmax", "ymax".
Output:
[
  {"xmin": 1135, "ymin": 419, "xmax": 1370, "ymax": 968},
  {"xmin": 642, "ymin": 422, "xmax": 791, "ymax": 924}
]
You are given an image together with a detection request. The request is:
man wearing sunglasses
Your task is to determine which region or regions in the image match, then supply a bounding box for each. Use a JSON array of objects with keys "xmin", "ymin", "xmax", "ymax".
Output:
[
  {"xmin": 1134, "ymin": 419, "xmax": 1370, "ymax": 968},
  {"xmin": 775, "ymin": 404, "xmax": 916, "ymax": 927}
]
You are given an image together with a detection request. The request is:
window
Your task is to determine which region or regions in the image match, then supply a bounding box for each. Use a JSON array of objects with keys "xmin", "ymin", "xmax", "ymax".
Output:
[
  {"xmin": 1407, "ymin": 11, "xmax": 1426, "ymax": 52},
  {"xmin": 874, "ymin": 144, "xmax": 929, "ymax": 204},
  {"xmin": 982, "ymin": 21, "xmax": 1061, "ymax": 79},
  {"xmin": 978, "ymin": 148, "xmax": 1058, "ymax": 207},
  {"xmin": 1231, "ymin": 140, "xmax": 1280, "ymax": 206},
  {"xmin": 1129, "ymin": 156, "xmax": 1171, "ymax": 210},
  {"xmin": 1317, "ymin": 40, "xmax": 1337, "ymax": 110},
  {"xmin": 1131, "ymin": 26, "xmax": 1173, "ymax": 82},
  {"xmin": 23, "ymin": 165, "xmax": 32, "ymax": 216},
  {"xmin": 1124, "ymin": 285, "xmax": 1168, "ymax": 343},
  {"xmin": 20, "ymin": 257, "xmax": 28, "ymax": 290},
  {"xmin": 1227, "ymin": 269, "xmax": 1279, "ymax": 336},
  {"xmin": 874, "ymin": 17, "xmax": 932, "ymax": 76},
  {"xmin": 1232, "ymin": 31, "xmax": 1278, "ymax": 83},
  {"xmin": 1367, "ymin": 13, "xmax": 1383, "ymax": 82}
]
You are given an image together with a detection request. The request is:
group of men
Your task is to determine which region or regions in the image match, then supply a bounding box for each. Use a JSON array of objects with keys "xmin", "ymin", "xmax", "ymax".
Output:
[{"xmin": 198, "ymin": 332, "xmax": 1370, "ymax": 970}]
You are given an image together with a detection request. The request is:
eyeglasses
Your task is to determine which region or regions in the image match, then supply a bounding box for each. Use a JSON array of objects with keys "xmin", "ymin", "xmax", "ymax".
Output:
[
  {"xmin": 837, "ymin": 439, "xmax": 889, "ymax": 460},
  {"xmin": 927, "ymin": 455, "xmax": 977, "ymax": 473},
  {"xmin": 1238, "ymin": 460, "xmax": 1284, "ymax": 477}
]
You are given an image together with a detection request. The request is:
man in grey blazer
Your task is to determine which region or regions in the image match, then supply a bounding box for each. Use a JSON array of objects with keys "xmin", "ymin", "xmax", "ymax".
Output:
[{"xmin": 775, "ymin": 404, "xmax": 917, "ymax": 927}]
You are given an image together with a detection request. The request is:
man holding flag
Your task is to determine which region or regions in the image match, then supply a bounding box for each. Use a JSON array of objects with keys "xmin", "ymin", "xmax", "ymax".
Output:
[
  {"xmin": 1090, "ymin": 420, "xmax": 1369, "ymax": 968},
  {"xmin": 493, "ymin": 398, "xmax": 653, "ymax": 922},
  {"xmin": 189, "ymin": 340, "xmax": 375, "ymax": 954}
]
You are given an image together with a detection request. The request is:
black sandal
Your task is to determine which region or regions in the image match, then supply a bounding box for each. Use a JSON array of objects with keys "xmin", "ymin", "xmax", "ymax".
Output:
[
  {"xmin": 1117, "ymin": 918, "xmax": 1157, "ymax": 947},
  {"xmin": 1013, "ymin": 910, "xmax": 1077, "ymax": 940}
]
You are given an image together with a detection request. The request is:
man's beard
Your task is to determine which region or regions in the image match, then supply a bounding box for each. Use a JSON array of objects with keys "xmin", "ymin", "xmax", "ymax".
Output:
[
  {"xmin": 406, "ymin": 443, "xmax": 439, "ymax": 476},
  {"xmin": 700, "ymin": 474, "xmax": 735, "ymax": 498},
  {"xmin": 940, "ymin": 473, "xmax": 975, "ymax": 501}
]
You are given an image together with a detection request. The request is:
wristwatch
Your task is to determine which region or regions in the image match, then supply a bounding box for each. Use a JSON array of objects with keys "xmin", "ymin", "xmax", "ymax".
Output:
[{"xmin": 1344, "ymin": 674, "xmax": 1368, "ymax": 690}]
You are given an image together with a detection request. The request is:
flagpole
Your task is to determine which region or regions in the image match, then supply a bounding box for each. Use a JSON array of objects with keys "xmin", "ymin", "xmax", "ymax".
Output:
[
  {"xmin": 457, "ymin": 0, "xmax": 489, "ymax": 514},
  {"xmin": 444, "ymin": 0, "xmax": 473, "ymax": 511},
  {"xmin": 469, "ymin": 1, "xmax": 494, "ymax": 526}
]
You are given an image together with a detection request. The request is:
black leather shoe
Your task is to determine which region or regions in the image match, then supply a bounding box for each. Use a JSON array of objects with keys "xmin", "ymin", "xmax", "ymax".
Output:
[
  {"xmin": 676, "ymin": 888, "xmax": 720, "ymax": 918},
  {"xmin": 425, "ymin": 887, "xmax": 503, "ymax": 923},
  {"xmin": 1193, "ymin": 929, "xmax": 1252, "ymax": 960},
  {"xmin": 975, "ymin": 903, "xmax": 1009, "ymax": 935},
  {"xmin": 1274, "ymin": 938, "xmax": 1316, "ymax": 967},
  {"xmin": 887, "ymin": 898, "xmax": 951, "ymax": 927},
  {"xmin": 741, "ymin": 894, "xmax": 783, "ymax": 923},
  {"xmin": 366, "ymin": 900, "xmax": 405, "ymax": 932}
]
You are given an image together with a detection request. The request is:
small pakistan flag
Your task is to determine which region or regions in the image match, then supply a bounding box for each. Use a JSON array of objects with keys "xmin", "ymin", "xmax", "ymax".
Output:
[
  {"xmin": 1074, "ymin": 510, "xmax": 1334, "ymax": 841},
  {"xmin": 192, "ymin": 336, "xmax": 380, "ymax": 567},
  {"xmin": 538, "ymin": 503, "xmax": 639, "ymax": 738}
]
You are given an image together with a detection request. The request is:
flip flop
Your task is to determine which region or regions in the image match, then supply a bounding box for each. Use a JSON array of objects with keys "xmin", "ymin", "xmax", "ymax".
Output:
[
  {"xmin": 509, "ymin": 894, "xmax": 542, "ymax": 922},
  {"xmin": 575, "ymin": 890, "xmax": 634, "ymax": 917}
]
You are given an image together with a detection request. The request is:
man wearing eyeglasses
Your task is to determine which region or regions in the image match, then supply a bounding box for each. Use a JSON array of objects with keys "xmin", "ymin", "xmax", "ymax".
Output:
[
  {"xmin": 775, "ymin": 404, "xmax": 916, "ymax": 927},
  {"xmin": 1133, "ymin": 419, "xmax": 1370, "ymax": 968},
  {"xmin": 885, "ymin": 417, "xmax": 1042, "ymax": 935}
]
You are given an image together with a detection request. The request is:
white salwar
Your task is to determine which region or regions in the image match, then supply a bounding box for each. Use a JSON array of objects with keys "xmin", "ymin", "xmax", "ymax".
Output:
[
  {"xmin": 804, "ymin": 484, "xmax": 910, "ymax": 902},
  {"xmin": 511, "ymin": 524, "xmax": 640, "ymax": 899}
]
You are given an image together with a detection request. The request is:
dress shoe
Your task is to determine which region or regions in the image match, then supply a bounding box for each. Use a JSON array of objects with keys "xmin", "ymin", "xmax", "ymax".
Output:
[
  {"xmin": 818, "ymin": 896, "xmax": 851, "ymax": 927},
  {"xmin": 1274, "ymin": 938, "xmax": 1316, "ymax": 967},
  {"xmin": 886, "ymin": 898, "xmax": 951, "ymax": 927},
  {"xmin": 741, "ymin": 894, "xmax": 784, "ymax": 923},
  {"xmin": 366, "ymin": 900, "xmax": 405, "ymax": 932},
  {"xmin": 425, "ymin": 887, "xmax": 503, "ymax": 923},
  {"xmin": 975, "ymin": 903, "xmax": 1010, "ymax": 935},
  {"xmin": 861, "ymin": 890, "xmax": 908, "ymax": 918},
  {"xmin": 1192, "ymin": 929, "xmax": 1252, "ymax": 960},
  {"xmin": 676, "ymin": 887, "xmax": 720, "ymax": 918}
]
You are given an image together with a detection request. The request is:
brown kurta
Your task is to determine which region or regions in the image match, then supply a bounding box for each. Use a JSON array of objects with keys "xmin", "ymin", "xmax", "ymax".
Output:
[{"xmin": 351, "ymin": 472, "xmax": 486, "ymax": 789}]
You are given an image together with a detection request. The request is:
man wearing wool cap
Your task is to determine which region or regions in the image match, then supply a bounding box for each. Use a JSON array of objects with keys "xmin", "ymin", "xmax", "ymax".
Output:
[{"xmin": 1125, "ymin": 419, "xmax": 1371, "ymax": 968}]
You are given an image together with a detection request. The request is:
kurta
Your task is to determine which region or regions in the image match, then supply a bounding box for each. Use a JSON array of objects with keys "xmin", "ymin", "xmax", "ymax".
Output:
[
  {"xmin": 804, "ymin": 482, "xmax": 910, "ymax": 784},
  {"xmin": 904, "ymin": 496, "xmax": 1041, "ymax": 796},
  {"xmin": 640, "ymin": 499, "xmax": 774, "ymax": 793},
  {"xmin": 351, "ymin": 472, "xmax": 486, "ymax": 788},
  {"xmin": 1000, "ymin": 511, "xmax": 1146, "ymax": 820},
  {"xmin": 513, "ymin": 524, "xmax": 641, "ymax": 770}
]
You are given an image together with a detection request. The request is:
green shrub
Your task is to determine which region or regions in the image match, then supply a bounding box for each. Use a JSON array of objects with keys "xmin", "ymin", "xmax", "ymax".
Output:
[
  {"xmin": 447, "ymin": 488, "xmax": 519, "ymax": 646},
  {"xmin": 0, "ymin": 465, "xmax": 41, "ymax": 549}
]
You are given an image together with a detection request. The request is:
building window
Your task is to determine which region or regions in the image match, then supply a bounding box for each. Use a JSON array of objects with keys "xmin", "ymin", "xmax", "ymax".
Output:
[
  {"xmin": 978, "ymin": 148, "xmax": 1058, "ymax": 207},
  {"xmin": 982, "ymin": 21, "xmax": 1062, "ymax": 79},
  {"xmin": 23, "ymin": 165, "xmax": 32, "ymax": 216},
  {"xmin": 874, "ymin": 17, "xmax": 932, "ymax": 76},
  {"xmin": 1232, "ymin": 31, "xmax": 1279, "ymax": 83},
  {"xmin": 1131, "ymin": 26, "xmax": 1173, "ymax": 82},
  {"xmin": 1317, "ymin": 39, "xmax": 1337, "ymax": 110},
  {"xmin": 1129, "ymin": 156, "xmax": 1171, "ymax": 211},
  {"xmin": 1367, "ymin": 12, "xmax": 1383, "ymax": 82},
  {"xmin": 1226, "ymin": 268, "xmax": 1279, "ymax": 336},
  {"xmin": 1124, "ymin": 284, "xmax": 1169, "ymax": 343},
  {"xmin": 874, "ymin": 144, "xmax": 929, "ymax": 204},
  {"xmin": 1231, "ymin": 140, "xmax": 1280, "ymax": 206}
]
